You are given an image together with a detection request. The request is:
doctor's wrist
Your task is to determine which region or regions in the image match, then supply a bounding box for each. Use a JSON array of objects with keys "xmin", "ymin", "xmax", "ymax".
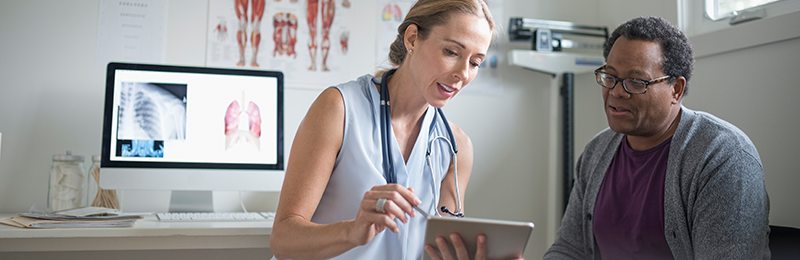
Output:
[{"xmin": 342, "ymin": 220, "xmax": 365, "ymax": 247}]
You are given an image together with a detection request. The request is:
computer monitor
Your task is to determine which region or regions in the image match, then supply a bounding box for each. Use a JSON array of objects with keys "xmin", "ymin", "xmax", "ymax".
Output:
[{"xmin": 99, "ymin": 62, "xmax": 284, "ymax": 212}]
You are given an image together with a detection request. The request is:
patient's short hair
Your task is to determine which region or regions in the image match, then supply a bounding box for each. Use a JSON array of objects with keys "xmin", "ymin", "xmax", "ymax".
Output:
[{"xmin": 604, "ymin": 16, "xmax": 694, "ymax": 95}]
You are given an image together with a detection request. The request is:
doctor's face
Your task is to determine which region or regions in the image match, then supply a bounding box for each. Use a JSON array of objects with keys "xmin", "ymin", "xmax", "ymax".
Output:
[
  {"xmin": 603, "ymin": 37, "xmax": 678, "ymax": 137},
  {"xmin": 406, "ymin": 13, "xmax": 492, "ymax": 108}
]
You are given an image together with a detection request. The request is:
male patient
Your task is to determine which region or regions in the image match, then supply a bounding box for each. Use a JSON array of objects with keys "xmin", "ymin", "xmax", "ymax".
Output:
[{"xmin": 544, "ymin": 16, "xmax": 770, "ymax": 259}]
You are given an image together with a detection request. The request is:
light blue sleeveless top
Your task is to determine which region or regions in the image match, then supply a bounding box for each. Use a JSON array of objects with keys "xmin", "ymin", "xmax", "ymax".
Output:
[{"xmin": 304, "ymin": 74, "xmax": 453, "ymax": 260}]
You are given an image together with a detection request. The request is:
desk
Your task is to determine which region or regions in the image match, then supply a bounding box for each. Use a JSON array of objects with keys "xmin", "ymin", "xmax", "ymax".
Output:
[{"xmin": 0, "ymin": 214, "xmax": 273, "ymax": 259}]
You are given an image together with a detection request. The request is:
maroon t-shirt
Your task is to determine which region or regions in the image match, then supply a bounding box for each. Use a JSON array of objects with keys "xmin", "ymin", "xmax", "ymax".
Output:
[{"xmin": 593, "ymin": 136, "xmax": 674, "ymax": 259}]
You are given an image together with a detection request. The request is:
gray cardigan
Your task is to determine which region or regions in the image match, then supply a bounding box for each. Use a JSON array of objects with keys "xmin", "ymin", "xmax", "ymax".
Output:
[{"xmin": 544, "ymin": 107, "xmax": 770, "ymax": 260}]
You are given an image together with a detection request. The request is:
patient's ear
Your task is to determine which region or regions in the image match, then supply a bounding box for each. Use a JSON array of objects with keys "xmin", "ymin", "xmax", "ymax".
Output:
[{"xmin": 672, "ymin": 76, "xmax": 686, "ymax": 103}]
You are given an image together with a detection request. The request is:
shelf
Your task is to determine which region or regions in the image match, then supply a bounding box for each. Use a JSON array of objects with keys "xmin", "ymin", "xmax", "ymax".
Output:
[{"xmin": 508, "ymin": 50, "xmax": 604, "ymax": 76}]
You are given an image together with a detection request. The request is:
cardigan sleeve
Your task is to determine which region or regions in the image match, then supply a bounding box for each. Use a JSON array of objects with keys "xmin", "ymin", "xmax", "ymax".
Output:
[
  {"xmin": 689, "ymin": 149, "xmax": 770, "ymax": 259},
  {"xmin": 543, "ymin": 152, "xmax": 593, "ymax": 260}
]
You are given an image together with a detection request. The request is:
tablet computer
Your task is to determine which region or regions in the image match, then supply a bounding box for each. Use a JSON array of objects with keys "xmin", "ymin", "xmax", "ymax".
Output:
[{"xmin": 422, "ymin": 214, "xmax": 534, "ymax": 260}]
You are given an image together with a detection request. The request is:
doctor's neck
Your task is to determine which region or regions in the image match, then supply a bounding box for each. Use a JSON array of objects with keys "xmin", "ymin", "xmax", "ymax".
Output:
[{"xmin": 386, "ymin": 67, "xmax": 430, "ymax": 122}]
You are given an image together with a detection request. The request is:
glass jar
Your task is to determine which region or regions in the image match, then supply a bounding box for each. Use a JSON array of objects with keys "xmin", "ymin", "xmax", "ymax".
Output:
[
  {"xmin": 47, "ymin": 151, "xmax": 86, "ymax": 213},
  {"xmin": 86, "ymin": 155, "xmax": 121, "ymax": 209}
]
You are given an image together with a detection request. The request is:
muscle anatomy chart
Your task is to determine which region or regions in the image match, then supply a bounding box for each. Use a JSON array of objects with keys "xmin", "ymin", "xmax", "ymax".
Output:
[
  {"xmin": 273, "ymin": 12, "xmax": 298, "ymax": 58},
  {"xmin": 213, "ymin": 19, "xmax": 229, "ymax": 42},
  {"xmin": 339, "ymin": 30, "xmax": 349, "ymax": 54},
  {"xmin": 207, "ymin": 0, "xmax": 358, "ymax": 88},
  {"xmin": 306, "ymin": 0, "xmax": 335, "ymax": 71},
  {"xmin": 235, "ymin": 0, "xmax": 266, "ymax": 67}
]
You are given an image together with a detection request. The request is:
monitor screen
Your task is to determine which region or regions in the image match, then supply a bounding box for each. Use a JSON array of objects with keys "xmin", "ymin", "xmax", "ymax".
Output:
[{"xmin": 99, "ymin": 63, "xmax": 284, "ymax": 211}]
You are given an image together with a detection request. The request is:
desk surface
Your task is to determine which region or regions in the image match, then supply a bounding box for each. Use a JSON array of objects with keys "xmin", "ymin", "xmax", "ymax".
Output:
[{"xmin": 0, "ymin": 213, "xmax": 273, "ymax": 252}]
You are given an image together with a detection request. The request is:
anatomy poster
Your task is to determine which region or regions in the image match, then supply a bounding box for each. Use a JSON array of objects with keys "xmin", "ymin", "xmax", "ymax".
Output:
[
  {"xmin": 207, "ymin": 0, "xmax": 358, "ymax": 88},
  {"xmin": 96, "ymin": 0, "xmax": 168, "ymax": 66},
  {"xmin": 374, "ymin": 0, "xmax": 415, "ymax": 70}
]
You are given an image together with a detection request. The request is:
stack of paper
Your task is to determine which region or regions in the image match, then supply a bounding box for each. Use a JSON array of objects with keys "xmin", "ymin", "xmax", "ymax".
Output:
[{"xmin": 0, "ymin": 206, "xmax": 145, "ymax": 229}]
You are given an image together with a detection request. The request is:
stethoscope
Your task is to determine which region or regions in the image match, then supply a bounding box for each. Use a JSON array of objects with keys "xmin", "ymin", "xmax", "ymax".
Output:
[{"xmin": 378, "ymin": 69, "xmax": 464, "ymax": 218}]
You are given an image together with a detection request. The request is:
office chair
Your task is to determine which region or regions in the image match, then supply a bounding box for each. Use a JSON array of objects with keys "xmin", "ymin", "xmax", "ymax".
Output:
[{"xmin": 769, "ymin": 225, "xmax": 800, "ymax": 260}]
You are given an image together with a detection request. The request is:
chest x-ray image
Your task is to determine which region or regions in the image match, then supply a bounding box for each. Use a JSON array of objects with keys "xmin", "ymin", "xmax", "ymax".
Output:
[{"xmin": 117, "ymin": 82, "xmax": 187, "ymax": 141}]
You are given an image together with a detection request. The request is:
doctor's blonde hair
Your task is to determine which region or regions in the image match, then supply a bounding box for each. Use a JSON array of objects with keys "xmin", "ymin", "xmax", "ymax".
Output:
[{"xmin": 386, "ymin": 0, "xmax": 497, "ymax": 69}]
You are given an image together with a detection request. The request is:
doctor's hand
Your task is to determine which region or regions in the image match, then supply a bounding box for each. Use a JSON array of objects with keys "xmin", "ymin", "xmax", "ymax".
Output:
[
  {"xmin": 424, "ymin": 233, "xmax": 524, "ymax": 260},
  {"xmin": 348, "ymin": 184, "xmax": 420, "ymax": 246}
]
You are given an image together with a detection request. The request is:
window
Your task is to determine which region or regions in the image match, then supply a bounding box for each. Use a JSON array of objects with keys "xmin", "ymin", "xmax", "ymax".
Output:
[
  {"xmin": 680, "ymin": 0, "xmax": 800, "ymax": 58},
  {"xmin": 681, "ymin": 0, "xmax": 800, "ymax": 37},
  {"xmin": 706, "ymin": 0, "xmax": 782, "ymax": 20}
]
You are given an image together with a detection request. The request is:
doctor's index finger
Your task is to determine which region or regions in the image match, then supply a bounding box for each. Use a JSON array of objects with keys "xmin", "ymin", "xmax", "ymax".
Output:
[
  {"xmin": 377, "ymin": 184, "xmax": 422, "ymax": 206},
  {"xmin": 378, "ymin": 188, "xmax": 418, "ymax": 218}
]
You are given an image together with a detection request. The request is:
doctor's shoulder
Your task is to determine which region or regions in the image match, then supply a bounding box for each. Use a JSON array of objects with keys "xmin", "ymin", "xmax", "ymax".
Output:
[
  {"xmin": 294, "ymin": 87, "xmax": 346, "ymax": 148},
  {"xmin": 447, "ymin": 121, "xmax": 474, "ymax": 157}
]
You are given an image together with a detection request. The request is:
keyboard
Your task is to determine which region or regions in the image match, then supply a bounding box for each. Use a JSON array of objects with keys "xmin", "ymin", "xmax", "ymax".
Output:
[{"xmin": 156, "ymin": 212, "xmax": 275, "ymax": 222}]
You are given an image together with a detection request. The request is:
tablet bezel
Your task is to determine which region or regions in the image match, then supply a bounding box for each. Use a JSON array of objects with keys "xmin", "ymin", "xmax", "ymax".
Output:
[{"xmin": 422, "ymin": 215, "xmax": 534, "ymax": 260}]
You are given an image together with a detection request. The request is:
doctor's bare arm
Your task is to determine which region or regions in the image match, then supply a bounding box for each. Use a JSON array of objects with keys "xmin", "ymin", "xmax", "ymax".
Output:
[
  {"xmin": 437, "ymin": 121, "xmax": 474, "ymax": 216},
  {"xmin": 269, "ymin": 88, "xmax": 351, "ymax": 259},
  {"xmin": 270, "ymin": 88, "xmax": 417, "ymax": 260}
]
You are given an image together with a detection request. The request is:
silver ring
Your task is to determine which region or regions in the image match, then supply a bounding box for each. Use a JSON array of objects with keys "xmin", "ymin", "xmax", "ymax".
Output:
[{"xmin": 376, "ymin": 198, "xmax": 387, "ymax": 213}]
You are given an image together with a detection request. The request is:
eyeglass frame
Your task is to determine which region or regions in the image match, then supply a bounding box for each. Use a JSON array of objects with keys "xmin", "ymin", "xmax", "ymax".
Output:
[{"xmin": 594, "ymin": 65, "xmax": 672, "ymax": 94}]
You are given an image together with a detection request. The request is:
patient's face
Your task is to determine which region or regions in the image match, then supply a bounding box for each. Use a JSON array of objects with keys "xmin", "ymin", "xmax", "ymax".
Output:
[
  {"xmin": 405, "ymin": 13, "xmax": 492, "ymax": 108},
  {"xmin": 603, "ymin": 37, "xmax": 677, "ymax": 137}
]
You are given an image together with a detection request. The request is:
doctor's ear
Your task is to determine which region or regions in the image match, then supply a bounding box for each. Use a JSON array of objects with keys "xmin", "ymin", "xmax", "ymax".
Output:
[{"xmin": 404, "ymin": 24, "xmax": 419, "ymax": 51}]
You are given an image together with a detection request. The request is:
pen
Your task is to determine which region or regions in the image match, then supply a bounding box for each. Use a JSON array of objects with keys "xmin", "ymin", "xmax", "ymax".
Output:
[{"xmin": 413, "ymin": 205, "xmax": 430, "ymax": 218}]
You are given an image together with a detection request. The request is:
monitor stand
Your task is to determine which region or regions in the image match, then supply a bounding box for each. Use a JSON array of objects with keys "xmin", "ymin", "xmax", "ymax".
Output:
[{"xmin": 168, "ymin": 190, "xmax": 214, "ymax": 212}]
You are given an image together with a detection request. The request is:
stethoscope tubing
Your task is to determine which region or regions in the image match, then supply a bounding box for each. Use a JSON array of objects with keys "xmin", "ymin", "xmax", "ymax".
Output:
[
  {"xmin": 380, "ymin": 71, "xmax": 397, "ymax": 184},
  {"xmin": 378, "ymin": 69, "xmax": 462, "ymax": 217}
]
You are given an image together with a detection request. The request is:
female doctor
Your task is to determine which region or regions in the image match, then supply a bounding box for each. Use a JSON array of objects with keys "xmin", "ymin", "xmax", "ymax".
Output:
[{"xmin": 270, "ymin": 1, "xmax": 501, "ymax": 259}]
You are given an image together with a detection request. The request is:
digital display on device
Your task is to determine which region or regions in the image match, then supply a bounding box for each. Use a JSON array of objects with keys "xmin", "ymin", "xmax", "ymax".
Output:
[{"xmin": 101, "ymin": 63, "xmax": 283, "ymax": 170}]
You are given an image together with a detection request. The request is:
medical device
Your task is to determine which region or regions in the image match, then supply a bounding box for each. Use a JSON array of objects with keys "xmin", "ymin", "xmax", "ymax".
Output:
[
  {"xmin": 508, "ymin": 18, "xmax": 608, "ymax": 52},
  {"xmin": 99, "ymin": 62, "xmax": 284, "ymax": 213},
  {"xmin": 378, "ymin": 69, "xmax": 463, "ymax": 218},
  {"xmin": 508, "ymin": 18, "xmax": 608, "ymax": 213}
]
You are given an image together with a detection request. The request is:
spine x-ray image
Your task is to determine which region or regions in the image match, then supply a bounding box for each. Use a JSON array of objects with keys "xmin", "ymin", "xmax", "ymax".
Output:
[
  {"xmin": 120, "ymin": 139, "xmax": 165, "ymax": 157},
  {"xmin": 117, "ymin": 82, "xmax": 187, "ymax": 141}
]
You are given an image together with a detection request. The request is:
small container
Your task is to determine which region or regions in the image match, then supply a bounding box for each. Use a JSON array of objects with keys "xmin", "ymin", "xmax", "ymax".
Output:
[
  {"xmin": 86, "ymin": 155, "xmax": 121, "ymax": 210},
  {"xmin": 47, "ymin": 151, "xmax": 86, "ymax": 213}
]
